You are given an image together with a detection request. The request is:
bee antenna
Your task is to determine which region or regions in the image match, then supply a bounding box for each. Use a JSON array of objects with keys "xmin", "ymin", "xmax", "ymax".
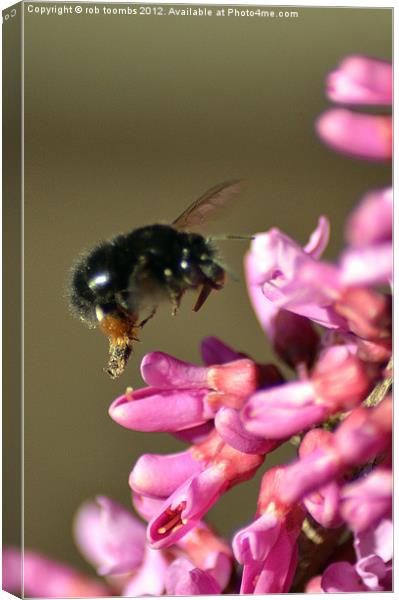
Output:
[{"xmin": 208, "ymin": 234, "xmax": 255, "ymax": 242}]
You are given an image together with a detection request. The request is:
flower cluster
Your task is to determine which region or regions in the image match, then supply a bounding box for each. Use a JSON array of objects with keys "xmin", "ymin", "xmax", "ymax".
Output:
[{"xmin": 3, "ymin": 55, "xmax": 392, "ymax": 596}]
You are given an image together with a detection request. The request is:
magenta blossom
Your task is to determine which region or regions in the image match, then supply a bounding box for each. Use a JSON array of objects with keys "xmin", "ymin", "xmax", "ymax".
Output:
[
  {"xmin": 73, "ymin": 496, "xmax": 146, "ymax": 576},
  {"xmin": 232, "ymin": 467, "xmax": 305, "ymax": 594},
  {"xmin": 245, "ymin": 216, "xmax": 348, "ymax": 331},
  {"xmin": 165, "ymin": 558, "xmax": 221, "ymax": 595},
  {"xmin": 146, "ymin": 430, "xmax": 264, "ymax": 548},
  {"xmin": 345, "ymin": 187, "xmax": 392, "ymax": 248},
  {"xmin": 2, "ymin": 548, "xmax": 110, "ymax": 598},
  {"xmin": 241, "ymin": 345, "xmax": 370, "ymax": 439},
  {"xmin": 321, "ymin": 516, "xmax": 392, "ymax": 595},
  {"xmin": 109, "ymin": 351, "xmax": 282, "ymax": 434},
  {"xmin": 317, "ymin": 55, "xmax": 392, "ymax": 160},
  {"xmin": 339, "ymin": 467, "xmax": 392, "ymax": 533},
  {"xmin": 326, "ymin": 55, "xmax": 392, "ymax": 105},
  {"xmin": 279, "ymin": 396, "xmax": 392, "ymax": 506},
  {"xmin": 316, "ymin": 110, "xmax": 392, "ymax": 161}
]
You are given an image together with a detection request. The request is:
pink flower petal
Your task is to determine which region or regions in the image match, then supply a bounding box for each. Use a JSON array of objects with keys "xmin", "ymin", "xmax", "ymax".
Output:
[
  {"xmin": 165, "ymin": 558, "xmax": 221, "ymax": 595},
  {"xmin": 326, "ymin": 55, "xmax": 392, "ymax": 105},
  {"xmin": 109, "ymin": 387, "xmax": 212, "ymax": 432},
  {"xmin": 345, "ymin": 187, "xmax": 392, "ymax": 248},
  {"xmin": 122, "ymin": 546, "xmax": 169, "ymax": 597},
  {"xmin": 340, "ymin": 242, "xmax": 392, "ymax": 286},
  {"xmin": 242, "ymin": 380, "xmax": 326, "ymax": 439},
  {"xmin": 141, "ymin": 352, "xmax": 207, "ymax": 388},
  {"xmin": 316, "ymin": 109, "xmax": 392, "ymax": 160},
  {"xmin": 321, "ymin": 561, "xmax": 366, "ymax": 592},
  {"xmin": 215, "ymin": 407, "xmax": 278, "ymax": 454},
  {"xmin": 129, "ymin": 450, "xmax": 203, "ymax": 498},
  {"xmin": 73, "ymin": 496, "xmax": 146, "ymax": 576}
]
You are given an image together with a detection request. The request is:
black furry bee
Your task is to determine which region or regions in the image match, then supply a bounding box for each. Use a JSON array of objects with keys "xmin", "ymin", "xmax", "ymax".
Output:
[{"xmin": 68, "ymin": 181, "xmax": 246, "ymax": 378}]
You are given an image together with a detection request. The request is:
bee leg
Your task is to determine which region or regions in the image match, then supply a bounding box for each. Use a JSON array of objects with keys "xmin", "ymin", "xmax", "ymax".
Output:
[
  {"xmin": 138, "ymin": 307, "xmax": 157, "ymax": 328},
  {"xmin": 193, "ymin": 283, "xmax": 213, "ymax": 312},
  {"xmin": 169, "ymin": 290, "xmax": 184, "ymax": 316}
]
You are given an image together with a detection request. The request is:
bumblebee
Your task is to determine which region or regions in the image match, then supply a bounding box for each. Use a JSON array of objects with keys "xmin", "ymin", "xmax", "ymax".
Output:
[{"xmin": 68, "ymin": 181, "xmax": 245, "ymax": 378}]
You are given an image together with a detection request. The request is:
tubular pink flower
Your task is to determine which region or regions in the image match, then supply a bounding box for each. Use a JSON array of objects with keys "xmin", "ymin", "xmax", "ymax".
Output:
[
  {"xmin": 129, "ymin": 449, "xmax": 203, "ymax": 498},
  {"xmin": 140, "ymin": 352, "xmax": 208, "ymax": 388},
  {"xmin": 245, "ymin": 217, "xmax": 349, "ymax": 331},
  {"xmin": 110, "ymin": 352, "xmax": 281, "ymax": 433},
  {"xmin": 316, "ymin": 109, "xmax": 392, "ymax": 160},
  {"xmin": 340, "ymin": 467, "xmax": 392, "ymax": 533},
  {"xmin": 5, "ymin": 549, "xmax": 110, "ymax": 597},
  {"xmin": 279, "ymin": 432, "xmax": 343, "ymax": 505},
  {"xmin": 335, "ymin": 287, "xmax": 392, "ymax": 341},
  {"xmin": 334, "ymin": 397, "xmax": 392, "ymax": 465},
  {"xmin": 147, "ymin": 467, "xmax": 228, "ymax": 548},
  {"xmin": 165, "ymin": 558, "xmax": 221, "ymax": 595},
  {"xmin": 354, "ymin": 518, "xmax": 393, "ymax": 564},
  {"xmin": 345, "ymin": 187, "xmax": 392, "ymax": 248},
  {"xmin": 73, "ymin": 496, "xmax": 146, "ymax": 576},
  {"xmin": 233, "ymin": 467, "xmax": 304, "ymax": 594},
  {"xmin": 242, "ymin": 345, "xmax": 370, "ymax": 439},
  {"xmin": 321, "ymin": 561, "xmax": 367, "ymax": 592},
  {"xmin": 311, "ymin": 345, "xmax": 371, "ymax": 410},
  {"xmin": 109, "ymin": 386, "xmax": 213, "ymax": 432},
  {"xmin": 339, "ymin": 242, "xmax": 392, "ymax": 287},
  {"xmin": 326, "ymin": 55, "xmax": 392, "ymax": 105},
  {"xmin": 303, "ymin": 481, "xmax": 344, "ymax": 529},
  {"xmin": 176, "ymin": 521, "xmax": 233, "ymax": 590},
  {"xmin": 121, "ymin": 546, "xmax": 170, "ymax": 597},
  {"xmin": 280, "ymin": 398, "xmax": 392, "ymax": 505},
  {"xmin": 147, "ymin": 432, "xmax": 264, "ymax": 548},
  {"xmin": 214, "ymin": 407, "xmax": 280, "ymax": 454},
  {"xmin": 242, "ymin": 380, "xmax": 326, "ymax": 439}
]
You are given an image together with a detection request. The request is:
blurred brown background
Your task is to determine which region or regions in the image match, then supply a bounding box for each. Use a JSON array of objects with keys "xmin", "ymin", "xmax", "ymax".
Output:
[{"xmin": 18, "ymin": 2, "xmax": 392, "ymax": 575}]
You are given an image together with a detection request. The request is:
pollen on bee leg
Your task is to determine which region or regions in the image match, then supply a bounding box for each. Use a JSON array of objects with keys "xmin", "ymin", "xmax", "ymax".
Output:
[{"xmin": 106, "ymin": 335, "xmax": 133, "ymax": 379}]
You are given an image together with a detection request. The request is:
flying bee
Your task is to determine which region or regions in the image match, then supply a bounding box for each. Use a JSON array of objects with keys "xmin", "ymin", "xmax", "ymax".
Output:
[{"xmin": 68, "ymin": 181, "xmax": 249, "ymax": 379}]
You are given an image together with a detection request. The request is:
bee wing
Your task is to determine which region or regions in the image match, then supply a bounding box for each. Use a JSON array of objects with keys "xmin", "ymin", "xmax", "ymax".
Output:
[{"xmin": 172, "ymin": 180, "xmax": 245, "ymax": 232}]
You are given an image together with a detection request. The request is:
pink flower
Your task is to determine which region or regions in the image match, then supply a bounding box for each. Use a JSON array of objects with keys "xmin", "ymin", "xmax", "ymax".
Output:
[
  {"xmin": 340, "ymin": 467, "xmax": 392, "ymax": 533},
  {"xmin": 73, "ymin": 496, "xmax": 146, "ymax": 576},
  {"xmin": 109, "ymin": 351, "xmax": 281, "ymax": 433},
  {"xmin": 345, "ymin": 187, "xmax": 392, "ymax": 248},
  {"xmin": 241, "ymin": 345, "xmax": 370, "ymax": 439},
  {"xmin": 321, "ymin": 519, "xmax": 392, "ymax": 594},
  {"xmin": 334, "ymin": 287, "xmax": 392, "ymax": 340},
  {"xmin": 2, "ymin": 548, "xmax": 110, "ymax": 598},
  {"xmin": 317, "ymin": 55, "xmax": 392, "ymax": 161},
  {"xmin": 354, "ymin": 518, "xmax": 393, "ymax": 564},
  {"xmin": 129, "ymin": 449, "xmax": 203, "ymax": 499},
  {"xmin": 165, "ymin": 558, "xmax": 221, "ymax": 595},
  {"xmin": 326, "ymin": 55, "xmax": 392, "ymax": 105},
  {"xmin": 147, "ymin": 431, "xmax": 264, "ymax": 548},
  {"xmin": 175, "ymin": 521, "xmax": 233, "ymax": 590},
  {"xmin": 121, "ymin": 546, "xmax": 169, "ymax": 597},
  {"xmin": 245, "ymin": 217, "xmax": 348, "ymax": 331},
  {"xmin": 214, "ymin": 406, "xmax": 280, "ymax": 454},
  {"xmin": 279, "ymin": 396, "xmax": 392, "ymax": 505},
  {"xmin": 316, "ymin": 109, "xmax": 392, "ymax": 161},
  {"xmin": 232, "ymin": 467, "xmax": 304, "ymax": 593}
]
